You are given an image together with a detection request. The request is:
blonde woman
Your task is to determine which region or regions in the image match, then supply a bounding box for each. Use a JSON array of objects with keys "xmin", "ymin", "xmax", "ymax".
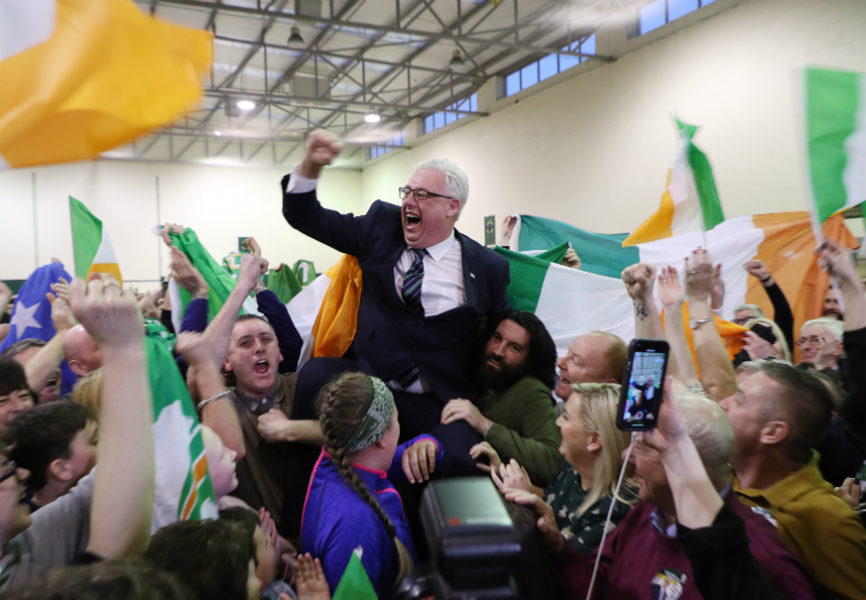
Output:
[{"xmin": 493, "ymin": 382, "xmax": 635, "ymax": 555}]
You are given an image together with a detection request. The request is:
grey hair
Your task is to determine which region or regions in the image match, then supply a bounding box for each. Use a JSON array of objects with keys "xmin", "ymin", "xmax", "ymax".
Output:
[
  {"xmin": 733, "ymin": 304, "xmax": 764, "ymax": 318},
  {"xmin": 675, "ymin": 391, "xmax": 734, "ymax": 490},
  {"xmin": 801, "ymin": 317, "xmax": 844, "ymax": 342},
  {"xmin": 415, "ymin": 158, "xmax": 469, "ymax": 216}
]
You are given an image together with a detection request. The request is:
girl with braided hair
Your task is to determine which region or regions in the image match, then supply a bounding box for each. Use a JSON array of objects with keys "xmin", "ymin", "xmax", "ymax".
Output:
[{"xmin": 301, "ymin": 372, "xmax": 441, "ymax": 598}]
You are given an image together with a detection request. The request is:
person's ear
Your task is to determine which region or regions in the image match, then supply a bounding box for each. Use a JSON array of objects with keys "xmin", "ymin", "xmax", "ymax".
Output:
[
  {"xmin": 48, "ymin": 457, "xmax": 75, "ymax": 483},
  {"xmin": 446, "ymin": 198, "xmax": 461, "ymax": 219},
  {"xmin": 587, "ymin": 431, "xmax": 602, "ymax": 453},
  {"xmin": 759, "ymin": 420, "xmax": 788, "ymax": 446}
]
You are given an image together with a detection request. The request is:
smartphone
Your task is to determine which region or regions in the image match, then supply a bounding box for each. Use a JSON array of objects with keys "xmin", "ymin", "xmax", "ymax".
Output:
[{"xmin": 616, "ymin": 338, "xmax": 670, "ymax": 431}]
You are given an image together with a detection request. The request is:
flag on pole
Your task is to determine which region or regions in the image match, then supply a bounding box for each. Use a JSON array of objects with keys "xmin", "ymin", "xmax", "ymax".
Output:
[
  {"xmin": 332, "ymin": 547, "xmax": 377, "ymax": 600},
  {"xmin": 0, "ymin": 0, "xmax": 212, "ymax": 169},
  {"xmin": 803, "ymin": 67, "xmax": 865, "ymax": 224},
  {"xmin": 266, "ymin": 264, "xmax": 303, "ymax": 303},
  {"xmin": 69, "ymin": 197, "xmax": 122, "ymax": 285},
  {"xmin": 622, "ymin": 119, "xmax": 725, "ymax": 246},
  {"xmin": 144, "ymin": 321, "xmax": 217, "ymax": 529}
]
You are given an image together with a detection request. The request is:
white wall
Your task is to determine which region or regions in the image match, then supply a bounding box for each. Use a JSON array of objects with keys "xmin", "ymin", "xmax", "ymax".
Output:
[
  {"xmin": 0, "ymin": 160, "xmax": 361, "ymax": 282},
  {"xmin": 364, "ymin": 0, "xmax": 866, "ymax": 244},
  {"xmin": 1, "ymin": 0, "xmax": 862, "ymax": 284}
]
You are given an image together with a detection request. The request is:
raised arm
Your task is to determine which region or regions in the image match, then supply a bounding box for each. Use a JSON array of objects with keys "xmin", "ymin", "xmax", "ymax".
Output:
[
  {"xmin": 744, "ymin": 260, "xmax": 794, "ymax": 351},
  {"xmin": 295, "ymin": 129, "xmax": 342, "ymax": 180},
  {"xmin": 201, "ymin": 253, "xmax": 268, "ymax": 366},
  {"xmin": 23, "ymin": 282, "xmax": 75, "ymax": 393},
  {"xmin": 621, "ymin": 262, "xmax": 664, "ymax": 339},
  {"xmin": 176, "ymin": 331, "xmax": 245, "ymax": 458},
  {"xmin": 69, "ymin": 276, "xmax": 153, "ymax": 558},
  {"xmin": 685, "ymin": 249, "xmax": 736, "ymax": 401},
  {"xmin": 817, "ymin": 238, "xmax": 866, "ymax": 432},
  {"xmin": 657, "ymin": 266, "xmax": 694, "ymax": 380}
]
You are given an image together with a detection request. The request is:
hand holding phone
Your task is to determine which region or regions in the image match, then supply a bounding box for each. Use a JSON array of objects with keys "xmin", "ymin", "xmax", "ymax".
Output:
[{"xmin": 617, "ymin": 338, "xmax": 670, "ymax": 431}]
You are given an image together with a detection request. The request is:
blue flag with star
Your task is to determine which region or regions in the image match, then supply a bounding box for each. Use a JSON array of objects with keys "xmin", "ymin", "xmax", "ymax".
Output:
[{"xmin": 0, "ymin": 262, "xmax": 76, "ymax": 394}]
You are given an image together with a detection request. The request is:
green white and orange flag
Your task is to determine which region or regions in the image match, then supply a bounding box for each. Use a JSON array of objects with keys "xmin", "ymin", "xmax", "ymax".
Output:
[
  {"xmin": 802, "ymin": 67, "xmax": 865, "ymax": 224},
  {"xmin": 145, "ymin": 321, "xmax": 218, "ymax": 529},
  {"xmin": 503, "ymin": 212, "xmax": 857, "ymax": 363},
  {"xmin": 0, "ymin": 0, "xmax": 212, "ymax": 169},
  {"xmin": 622, "ymin": 119, "xmax": 725, "ymax": 247},
  {"xmin": 69, "ymin": 196, "xmax": 122, "ymax": 285}
]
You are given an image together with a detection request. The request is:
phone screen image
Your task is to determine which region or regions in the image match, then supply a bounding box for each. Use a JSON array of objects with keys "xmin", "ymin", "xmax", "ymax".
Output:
[{"xmin": 618, "ymin": 342, "xmax": 668, "ymax": 431}]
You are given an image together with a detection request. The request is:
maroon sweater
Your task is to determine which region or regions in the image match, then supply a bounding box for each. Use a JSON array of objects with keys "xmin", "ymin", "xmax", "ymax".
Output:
[{"xmin": 554, "ymin": 492, "xmax": 815, "ymax": 600}]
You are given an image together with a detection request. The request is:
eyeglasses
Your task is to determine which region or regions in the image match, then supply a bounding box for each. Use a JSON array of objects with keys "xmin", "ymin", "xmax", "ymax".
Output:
[
  {"xmin": 796, "ymin": 335, "xmax": 823, "ymax": 347},
  {"xmin": 398, "ymin": 186, "xmax": 452, "ymax": 202},
  {"xmin": 0, "ymin": 460, "xmax": 18, "ymax": 485}
]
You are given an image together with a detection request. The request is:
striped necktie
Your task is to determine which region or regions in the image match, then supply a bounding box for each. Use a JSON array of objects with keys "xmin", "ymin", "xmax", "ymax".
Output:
[{"xmin": 401, "ymin": 248, "xmax": 427, "ymax": 314}]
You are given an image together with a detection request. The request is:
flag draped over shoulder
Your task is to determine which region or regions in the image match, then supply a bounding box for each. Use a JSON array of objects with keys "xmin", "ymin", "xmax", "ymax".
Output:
[
  {"xmin": 803, "ymin": 67, "xmax": 865, "ymax": 224},
  {"xmin": 144, "ymin": 321, "xmax": 217, "ymax": 529},
  {"xmin": 69, "ymin": 197, "xmax": 122, "ymax": 285},
  {"xmin": 506, "ymin": 212, "xmax": 857, "ymax": 361},
  {"xmin": 0, "ymin": 0, "xmax": 212, "ymax": 169},
  {"xmin": 622, "ymin": 119, "xmax": 725, "ymax": 246},
  {"xmin": 0, "ymin": 261, "xmax": 77, "ymax": 394}
]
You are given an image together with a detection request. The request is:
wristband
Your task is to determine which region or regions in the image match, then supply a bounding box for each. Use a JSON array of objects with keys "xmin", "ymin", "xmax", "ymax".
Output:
[
  {"xmin": 197, "ymin": 390, "xmax": 231, "ymax": 413},
  {"xmin": 760, "ymin": 276, "xmax": 772, "ymax": 283}
]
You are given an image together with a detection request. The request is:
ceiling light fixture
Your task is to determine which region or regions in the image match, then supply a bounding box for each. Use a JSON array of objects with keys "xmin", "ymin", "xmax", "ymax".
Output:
[
  {"xmin": 364, "ymin": 109, "xmax": 381, "ymax": 124},
  {"xmin": 214, "ymin": 130, "xmax": 222, "ymax": 137},
  {"xmin": 449, "ymin": 49, "xmax": 465, "ymax": 69},
  {"xmin": 236, "ymin": 99, "xmax": 255, "ymax": 111},
  {"xmin": 288, "ymin": 25, "xmax": 304, "ymax": 45}
]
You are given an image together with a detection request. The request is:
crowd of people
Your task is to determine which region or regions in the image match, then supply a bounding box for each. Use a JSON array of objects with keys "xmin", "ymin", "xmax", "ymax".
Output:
[{"xmin": 0, "ymin": 128, "xmax": 863, "ymax": 599}]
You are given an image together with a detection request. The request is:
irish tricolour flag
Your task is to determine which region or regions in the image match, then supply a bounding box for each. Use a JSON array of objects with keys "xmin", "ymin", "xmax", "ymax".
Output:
[
  {"xmin": 503, "ymin": 213, "xmax": 857, "ymax": 360},
  {"xmin": 69, "ymin": 197, "xmax": 122, "ymax": 285},
  {"xmin": 803, "ymin": 67, "xmax": 865, "ymax": 224}
]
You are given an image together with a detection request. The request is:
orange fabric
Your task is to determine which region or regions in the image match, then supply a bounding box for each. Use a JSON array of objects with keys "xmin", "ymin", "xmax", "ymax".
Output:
[
  {"xmin": 311, "ymin": 254, "xmax": 363, "ymax": 358},
  {"xmin": 661, "ymin": 306, "xmax": 747, "ymax": 378},
  {"xmin": 622, "ymin": 169, "xmax": 676, "ymax": 247},
  {"xmin": 747, "ymin": 212, "xmax": 858, "ymax": 363}
]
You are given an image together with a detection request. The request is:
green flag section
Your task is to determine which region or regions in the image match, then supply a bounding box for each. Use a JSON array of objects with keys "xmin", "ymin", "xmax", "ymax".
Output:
[
  {"xmin": 676, "ymin": 118, "xmax": 725, "ymax": 232},
  {"xmin": 804, "ymin": 67, "xmax": 865, "ymax": 223},
  {"xmin": 144, "ymin": 321, "xmax": 217, "ymax": 528},
  {"xmin": 267, "ymin": 264, "xmax": 303, "ymax": 303},
  {"xmin": 333, "ymin": 548, "xmax": 377, "ymax": 600},
  {"xmin": 164, "ymin": 226, "xmax": 258, "ymax": 331},
  {"xmin": 293, "ymin": 259, "xmax": 318, "ymax": 286},
  {"xmin": 515, "ymin": 215, "xmax": 639, "ymax": 278},
  {"xmin": 622, "ymin": 119, "xmax": 725, "ymax": 246},
  {"xmin": 69, "ymin": 196, "xmax": 123, "ymax": 284}
]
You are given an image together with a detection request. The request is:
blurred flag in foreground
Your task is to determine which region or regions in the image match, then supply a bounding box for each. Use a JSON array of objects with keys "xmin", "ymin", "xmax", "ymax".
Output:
[
  {"xmin": 145, "ymin": 321, "xmax": 217, "ymax": 529},
  {"xmin": 0, "ymin": 0, "xmax": 212, "ymax": 169},
  {"xmin": 622, "ymin": 119, "xmax": 725, "ymax": 246},
  {"xmin": 803, "ymin": 67, "xmax": 865, "ymax": 224},
  {"xmin": 69, "ymin": 197, "xmax": 122, "ymax": 285}
]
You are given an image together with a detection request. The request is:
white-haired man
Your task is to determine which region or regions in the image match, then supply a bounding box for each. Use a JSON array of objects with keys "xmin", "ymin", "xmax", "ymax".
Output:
[{"xmin": 282, "ymin": 130, "xmax": 509, "ymax": 452}]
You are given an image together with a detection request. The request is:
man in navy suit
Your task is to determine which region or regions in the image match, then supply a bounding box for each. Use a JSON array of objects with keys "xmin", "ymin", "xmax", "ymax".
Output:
[{"xmin": 282, "ymin": 130, "xmax": 510, "ymax": 448}]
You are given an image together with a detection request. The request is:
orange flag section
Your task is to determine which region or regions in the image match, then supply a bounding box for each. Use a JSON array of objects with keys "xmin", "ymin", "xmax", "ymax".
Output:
[
  {"xmin": 622, "ymin": 170, "xmax": 676, "ymax": 247},
  {"xmin": 661, "ymin": 308, "xmax": 747, "ymax": 379},
  {"xmin": 747, "ymin": 212, "xmax": 858, "ymax": 363},
  {"xmin": 0, "ymin": 0, "xmax": 212, "ymax": 168},
  {"xmin": 311, "ymin": 255, "xmax": 363, "ymax": 359}
]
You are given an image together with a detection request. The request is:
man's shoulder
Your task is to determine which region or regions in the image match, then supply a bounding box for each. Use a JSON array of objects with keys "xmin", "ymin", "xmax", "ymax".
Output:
[
  {"xmin": 507, "ymin": 376, "xmax": 552, "ymax": 396},
  {"xmin": 455, "ymin": 229, "xmax": 508, "ymax": 268}
]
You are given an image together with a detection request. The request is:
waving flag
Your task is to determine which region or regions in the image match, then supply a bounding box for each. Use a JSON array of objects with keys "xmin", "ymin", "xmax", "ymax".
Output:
[
  {"xmin": 622, "ymin": 119, "xmax": 725, "ymax": 246},
  {"xmin": 0, "ymin": 0, "xmax": 212, "ymax": 169},
  {"xmin": 803, "ymin": 67, "xmax": 865, "ymax": 224},
  {"xmin": 144, "ymin": 321, "xmax": 217, "ymax": 529},
  {"xmin": 69, "ymin": 197, "xmax": 122, "ymax": 285},
  {"xmin": 162, "ymin": 227, "xmax": 257, "ymax": 331},
  {"xmin": 503, "ymin": 212, "xmax": 856, "ymax": 362}
]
